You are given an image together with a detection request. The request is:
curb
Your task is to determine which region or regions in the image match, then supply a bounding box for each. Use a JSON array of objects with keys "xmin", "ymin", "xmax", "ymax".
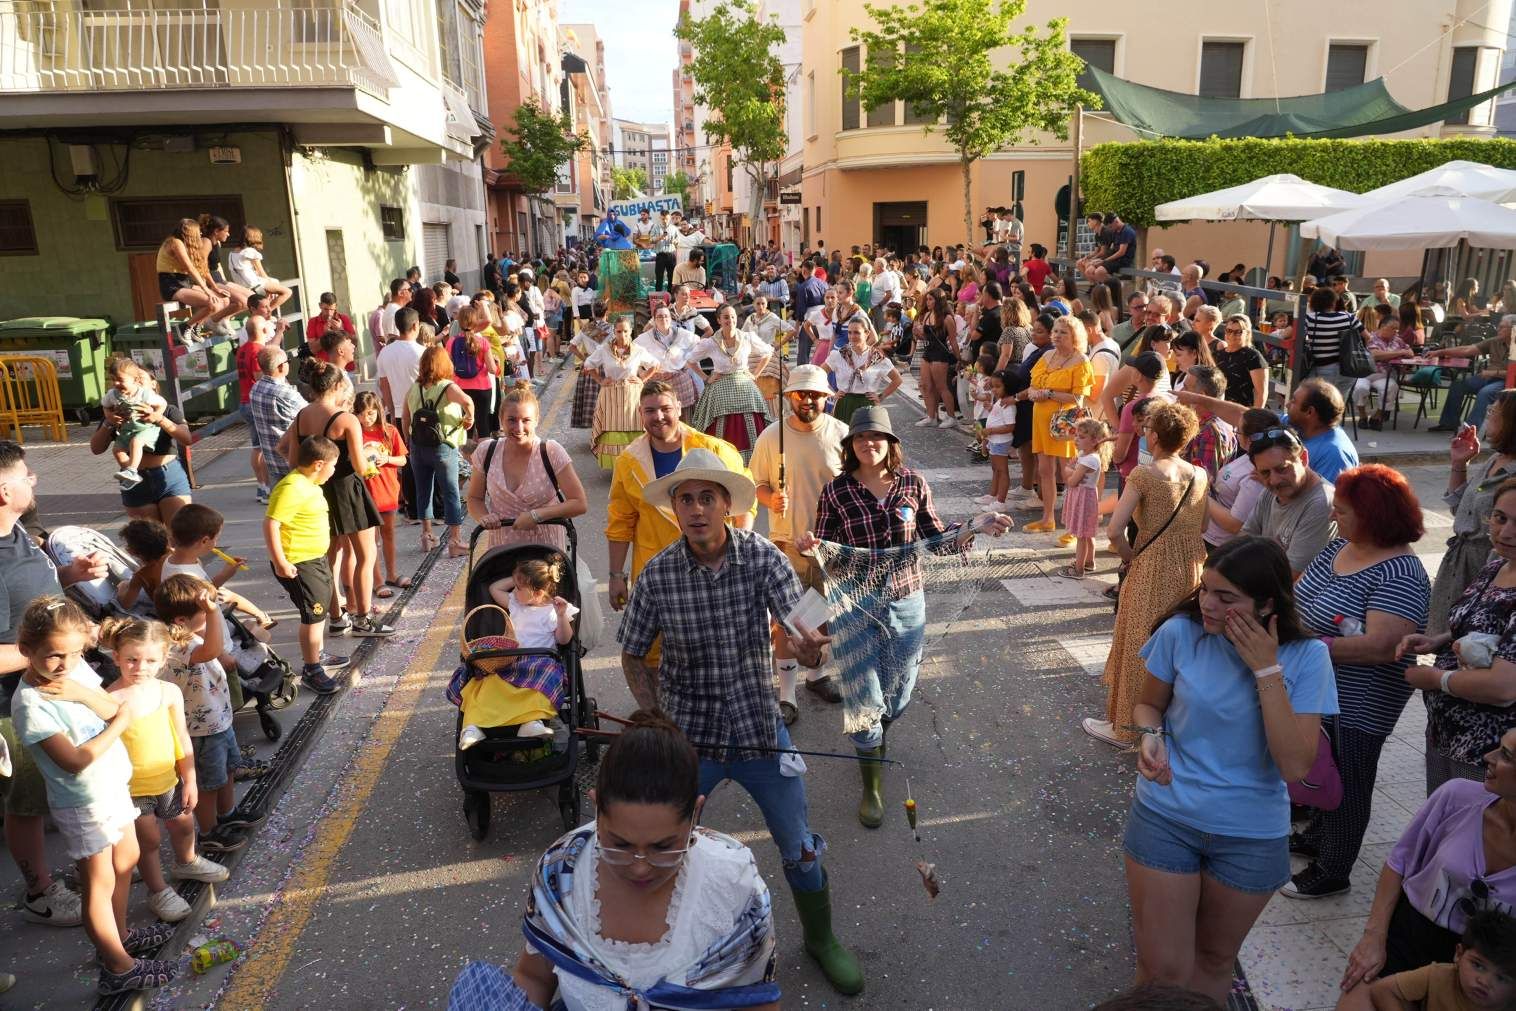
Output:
[{"xmin": 96, "ymin": 540, "xmax": 448, "ymax": 1011}]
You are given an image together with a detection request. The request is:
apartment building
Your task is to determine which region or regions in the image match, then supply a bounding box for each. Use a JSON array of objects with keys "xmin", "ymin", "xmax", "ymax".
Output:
[
  {"xmin": 0, "ymin": 0, "xmax": 491, "ymax": 327},
  {"xmin": 761, "ymin": 0, "xmax": 803, "ymax": 254},
  {"xmin": 673, "ymin": 2, "xmax": 697, "ymax": 181},
  {"xmin": 800, "ymin": 0, "xmax": 1512, "ymax": 264},
  {"xmin": 613, "ymin": 119, "xmax": 672, "ymax": 193},
  {"xmin": 557, "ymin": 23, "xmax": 612, "ymax": 246},
  {"xmin": 483, "ymin": 0, "xmax": 565, "ymax": 258}
]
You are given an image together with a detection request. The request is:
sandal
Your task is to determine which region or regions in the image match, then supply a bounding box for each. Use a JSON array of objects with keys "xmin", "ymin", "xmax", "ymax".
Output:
[
  {"xmin": 419, "ymin": 532, "xmax": 438, "ymax": 552},
  {"xmin": 98, "ymin": 957, "xmax": 176, "ymax": 995},
  {"xmin": 447, "ymin": 543, "xmax": 469, "ymax": 558},
  {"xmin": 1052, "ymin": 564, "xmax": 1086, "ymax": 580},
  {"xmin": 375, "ymin": 585, "xmax": 395, "ymax": 599},
  {"xmin": 233, "ymin": 758, "xmax": 272, "ymax": 782},
  {"xmin": 257, "ymin": 615, "xmax": 278, "ymax": 630},
  {"xmin": 385, "ymin": 576, "xmax": 413, "ymax": 590},
  {"xmin": 121, "ymin": 922, "xmax": 177, "ymax": 956}
]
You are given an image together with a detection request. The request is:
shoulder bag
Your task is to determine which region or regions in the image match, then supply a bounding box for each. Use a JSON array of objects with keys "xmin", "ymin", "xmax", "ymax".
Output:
[{"xmin": 1337, "ymin": 318, "xmax": 1375, "ymax": 379}]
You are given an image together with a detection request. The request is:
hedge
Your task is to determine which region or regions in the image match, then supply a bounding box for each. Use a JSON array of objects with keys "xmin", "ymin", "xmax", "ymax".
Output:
[{"xmin": 1080, "ymin": 137, "xmax": 1516, "ymax": 229}]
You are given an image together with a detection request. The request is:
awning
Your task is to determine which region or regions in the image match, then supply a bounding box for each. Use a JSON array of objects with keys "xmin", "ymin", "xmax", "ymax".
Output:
[{"xmin": 1085, "ymin": 66, "xmax": 1516, "ymax": 140}]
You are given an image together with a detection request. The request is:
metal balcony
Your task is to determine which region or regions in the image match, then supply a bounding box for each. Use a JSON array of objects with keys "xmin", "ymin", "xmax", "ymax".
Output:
[{"xmin": 0, "ymin": 0, "xmax": 398, "ymax": 97}]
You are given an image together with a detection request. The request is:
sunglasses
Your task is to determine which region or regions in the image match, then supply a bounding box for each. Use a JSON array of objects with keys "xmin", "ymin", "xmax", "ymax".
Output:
[
  {"xmin": 1457, "ymin": 876, "xmax": 1491, "ymax": 919},
  {"xmin": 1248, "ymin": 428, "xmax": 1302, "ymax": 450}
]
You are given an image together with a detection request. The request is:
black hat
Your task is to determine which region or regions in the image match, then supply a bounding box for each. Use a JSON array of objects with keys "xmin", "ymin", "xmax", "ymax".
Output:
[{"xmin": 1124, "ymin": 351, "xmax": 1166, "ymax": 381}]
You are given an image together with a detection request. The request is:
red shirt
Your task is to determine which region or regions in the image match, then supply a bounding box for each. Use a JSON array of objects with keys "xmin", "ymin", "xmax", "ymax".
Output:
[
  {"xmin": 359, "ymin": 423, "xmax": 405, "ymax": 513},
  {"xmin": 1023, "ymin": 257, "xmax": 1053, "ymax": 292},
  {"xmin": 306, "ymin": 312, "xmax": 355, "ymax": 345},
  {"xmin": 235, "ymin": 340, "xmax": 263, "ymax": 404}
]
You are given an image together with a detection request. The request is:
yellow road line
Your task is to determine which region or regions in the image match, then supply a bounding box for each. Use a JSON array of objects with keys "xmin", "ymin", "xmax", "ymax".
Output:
[{"xmin": 218, "ymin": 568, "xmax": 466, "ymax": 1010}]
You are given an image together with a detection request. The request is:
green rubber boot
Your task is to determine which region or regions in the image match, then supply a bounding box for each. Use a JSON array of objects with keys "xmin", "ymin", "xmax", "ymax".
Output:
[
  {"xmin": 791, "ymin": 875, "xmax": 865, "ymax": 995},
  {"xmin": 856, "ymin": 746, "xmax": 885, "ymax": 829}
]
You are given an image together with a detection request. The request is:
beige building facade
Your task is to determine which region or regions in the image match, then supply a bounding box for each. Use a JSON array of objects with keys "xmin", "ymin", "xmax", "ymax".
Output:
[{"xmin": 800, "ymin": 0, "xmax": 1511, "ymax": 267}]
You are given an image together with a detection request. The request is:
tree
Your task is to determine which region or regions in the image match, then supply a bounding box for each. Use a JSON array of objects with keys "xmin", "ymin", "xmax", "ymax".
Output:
[
  {"xmin": 663, "ymin": 170, "xmax": 692, "ymax": 209},
  {"xmin": 611, "ymin": 166, "xmax": 649, "ymax": 200},
  {"xmin": 499, "ymin": 98, "xmax": 588, "ymax": 194},
  {"xmin": 675, "ymin": 0, "xmax": 786, "ymax": 239},
  {"xmin": 849, "ymin": 0, "xmax": 1099, "ymax": 249}
]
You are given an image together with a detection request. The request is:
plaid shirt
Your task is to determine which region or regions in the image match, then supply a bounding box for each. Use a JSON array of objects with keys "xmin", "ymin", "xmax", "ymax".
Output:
[
  {"xmin": 248, "ymin": 377, "xmax": 307, "ymax": 482},
  {"xmin": 813, "ymin": 466, "xmax": 958, "ymax": 599},
  {"xmin": 618, "ymin": 529, "xmax": 801, "ymax": 760},
  {"xmin": 1182, "ymin": 413, "xmax": 1238, "ymax": 485}
]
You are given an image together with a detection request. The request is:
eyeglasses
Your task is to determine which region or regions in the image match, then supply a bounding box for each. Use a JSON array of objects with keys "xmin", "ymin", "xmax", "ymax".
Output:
[
  {"xmin": 599, "ymin": 843, "xmax": 690, "ymax": 868},
  {"xmin": 1248, "ymin": 428, "xmax": 1302, "ymax": 450},
  {"xmin": 1224, "ymin": 327, "xmax": 1244, "ymax": 336}
]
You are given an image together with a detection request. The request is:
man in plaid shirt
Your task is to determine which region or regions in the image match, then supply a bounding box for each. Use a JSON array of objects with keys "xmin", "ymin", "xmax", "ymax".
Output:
[
  {"xmin": 247, "ymin": 345, "xmax": 307, "ymax": 490},
  {"xmin": 617, "ymin": 447, "xmax": 864, "ymax": 997}
]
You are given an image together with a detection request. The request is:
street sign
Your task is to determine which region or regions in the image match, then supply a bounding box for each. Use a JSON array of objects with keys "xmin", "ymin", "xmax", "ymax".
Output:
[{"xmin": 779, "ymin": 191, "xmax": 801, "ymax": 205}]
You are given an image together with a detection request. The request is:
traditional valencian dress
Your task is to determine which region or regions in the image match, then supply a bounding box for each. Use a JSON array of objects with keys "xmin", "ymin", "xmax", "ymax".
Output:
[
  {"xmin": 688, "ymin": 330, "xmax": 773, "ymax": 462},
  {"xmin": 634, "ymin": 322, "xmax": 701, "ymax": 409},
  {"xmin": 586, "ymin": 340, "xmax": 658, "ymax": 470},
  {"xmin": 569, "ymin": 323, "xmax": 608, "ymax": 429}
]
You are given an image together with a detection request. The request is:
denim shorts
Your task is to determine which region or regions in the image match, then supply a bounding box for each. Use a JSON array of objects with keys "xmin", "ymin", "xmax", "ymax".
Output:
[
  {"xmin": 120, "ymin": 457, "xmax": 192, "ymax": 508},
  {"xmin": 193, "ymin": 726, "xmax": 240, "ymax": 791},
  {"xmin": 988, "ymin": 441, "xmax": 1012, "ymax": 457},
  {"xmin": 1123, "ymin": 799, "xmax": 1290, "ymax": 894}
]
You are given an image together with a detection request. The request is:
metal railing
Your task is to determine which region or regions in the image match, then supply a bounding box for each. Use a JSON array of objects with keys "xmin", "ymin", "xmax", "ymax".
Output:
[{"xmin": 0, "ymin": 1, "xmax": 395, "ymax": 97}]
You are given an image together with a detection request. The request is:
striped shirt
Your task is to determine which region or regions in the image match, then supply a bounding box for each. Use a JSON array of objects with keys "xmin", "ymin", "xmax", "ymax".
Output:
[
  {"xmin": 1295, "ymin": 539, "xmax": 1431, "ymax": 735},
  {"xmin": 1302, "ymin": 310, "xmax": 1362, "ymax": 369}
]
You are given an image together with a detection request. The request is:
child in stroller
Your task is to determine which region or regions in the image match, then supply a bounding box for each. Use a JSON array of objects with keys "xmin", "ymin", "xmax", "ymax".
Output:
[{"xmin": 449, "ymin": 558, "xmax": 576, "ymax": 750}]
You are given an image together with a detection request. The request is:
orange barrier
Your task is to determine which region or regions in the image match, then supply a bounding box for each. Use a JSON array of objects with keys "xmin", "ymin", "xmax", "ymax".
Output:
[{"xmin": 0, "ymin": 354, "xmax": 69, "ymax": 443}]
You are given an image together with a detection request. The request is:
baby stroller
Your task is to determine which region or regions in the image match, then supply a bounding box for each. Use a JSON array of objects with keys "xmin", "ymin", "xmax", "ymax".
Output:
[
  {"xmin": 453, "ymin": 520, "xmax": 600, "ymax": 840},
  {"xmin": 45, "ymin": 525, "xmax": 299, "ymax": 742}
]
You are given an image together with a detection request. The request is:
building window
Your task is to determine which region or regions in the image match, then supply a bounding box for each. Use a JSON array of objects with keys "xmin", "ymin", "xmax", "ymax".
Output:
[
  {"xmin": 380, "ymin": 205, "xmax": 405, "ymax": 241},
  {"xmin": 866, "ymin": 47, "xmax": 896, "ymax": 128},
  {"xmin": 902, "ymin": 43, "xmax": 935, "ymax": 125},
  {"xmin": 0, "ymin": 201, "xmax": 37, "ymax": 255},
  {"xmin": 435, "ymin": 0, "xmax": 462, "ymax": 87},
  {"xmin": 1070, "ymin": 38, "xmax": 1116, "ymax": 95},
  {"xmin": 110, "ymin": 196, "xmax": 245, "ymax": 251},
  {"xmin": 1447, "ymin": 46, "xmax": 1479, "ymax": 125},
  {"xmin": 1199, "ymin": 40, "xmax": 1245, "ymax": 99},
  {"xmin": 816, "ymin": 205, "xmax": 821, "ymax": 232},
  {"xmin": 840, "ymin": 46, "xmax": 860, "ymax": 131},
  {"xmin": 1324, "ymin": 43, "xmax": 1368, "ymax": 92}
]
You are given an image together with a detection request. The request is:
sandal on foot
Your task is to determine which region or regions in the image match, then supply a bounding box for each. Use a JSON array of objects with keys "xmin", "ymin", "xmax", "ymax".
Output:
[
  {"xmin": 257, "ymin": 615, "xmax": 278, "ymax": 630},
  {"xmin": 98, "ymin": 957, "xmax": 177, "ymax": 995},
  {"xmin": 121, "ymin": 921, "xmax": 177, "ymax": 956},
  {"xmin": 375, "ymin": 585, "xmax": 395, "ymax": 599},
  {"xmin": 385, "ymin": 577, "xmax": 413, "ymax": 589},
  {"xmin": 1052, "ymin": 564, "xmax": 1087, "ymax": 580}
]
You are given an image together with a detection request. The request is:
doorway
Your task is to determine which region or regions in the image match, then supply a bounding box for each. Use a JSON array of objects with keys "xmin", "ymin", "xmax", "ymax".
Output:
[{"xmin": 874, "ymin": 201, "xmax": 927, "ymax": 255}]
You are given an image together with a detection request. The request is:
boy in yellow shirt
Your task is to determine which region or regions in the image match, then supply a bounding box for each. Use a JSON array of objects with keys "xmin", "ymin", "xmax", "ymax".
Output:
[{"xmin": 263, "ymin": 436, "xmax": 349, "ymax": 695}]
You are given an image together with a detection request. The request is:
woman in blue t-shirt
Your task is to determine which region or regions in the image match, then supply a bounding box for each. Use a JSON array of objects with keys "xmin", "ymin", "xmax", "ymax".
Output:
[{"xmin": 1123, "ymin": 536, "xmax": 1337, "ymax": 1005}]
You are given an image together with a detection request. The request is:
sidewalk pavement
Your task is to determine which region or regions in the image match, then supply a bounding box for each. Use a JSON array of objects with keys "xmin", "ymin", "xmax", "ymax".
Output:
[{"xmin": 4, "ymin": 416, "xmax": 437, "ymax": 1008}]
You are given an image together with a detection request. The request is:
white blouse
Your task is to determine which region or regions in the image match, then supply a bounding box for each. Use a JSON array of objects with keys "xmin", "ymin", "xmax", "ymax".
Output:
[
  {"xmin": 635, "ymin": 326, "xmax": 698, "ymax": 372},
  {"xmin": 825, "ymin": 346, "xmax": 893, "ymax": 395},
  {"xmin": 743, "ymin": 311, "xmax": 794, "ymax": 347},
  {"xmin": 545, "ymin": 829, "xmax": 773, "ymax": 1011},
  {"xmin": 689, "ymin": 332, "xmax": 773, "ymax": 375},
  {"xmin": 585, "ymin": 342, "xmax": 658, "ymax": 381}
]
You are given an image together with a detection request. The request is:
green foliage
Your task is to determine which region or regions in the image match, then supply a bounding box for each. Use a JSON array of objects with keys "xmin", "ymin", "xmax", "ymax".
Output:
[
  {"xmin": 499, "ymin": 99, "xmax": 587, "ymax": 195},
  {"xmin": 849, "ymin": 0, "xmax": 1100, "ymax": 246},
  {"xmin": 611, "ymin": 166, "xmax": 649, "ymax": 200},
  {"xmin": 1082, "ymin": 137, "xmax": 1516, "ymax": 229},
  {"xmin": 675, "ymin": 0, "xmax": 786, "ymax": 176},
  {"xmin": 663, "ymin": 170, "xmax": 692, "ymax": 207}
]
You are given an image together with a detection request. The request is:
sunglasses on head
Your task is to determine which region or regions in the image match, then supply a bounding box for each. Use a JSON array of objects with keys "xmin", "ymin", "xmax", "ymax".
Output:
[{"xmin": 1248, "ymin": 428, "xmax": 1302, "ymax": 450}]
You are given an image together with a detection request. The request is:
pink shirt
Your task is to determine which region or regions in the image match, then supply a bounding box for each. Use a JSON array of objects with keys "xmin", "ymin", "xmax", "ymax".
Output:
[
  {"xmin": 470, "ymin": 437, "xmax": 573, "ymax": 553},
  {"xmin": 446, "ymin": 335, "xmax": 495, "ymax": 391}
]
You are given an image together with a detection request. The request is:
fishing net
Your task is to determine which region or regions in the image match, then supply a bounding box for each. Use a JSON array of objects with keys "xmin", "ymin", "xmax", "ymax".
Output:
[
  {"xmin": 705, "ymin": 243, "xmax": 739, "ymax": 298},
  {"xmin": 598, "ymin": 249, "xmax": 647, "ymax": 317},
  {"xmin": 810, "ymin": 530, "xmax": 1044, "ymax": 735}
]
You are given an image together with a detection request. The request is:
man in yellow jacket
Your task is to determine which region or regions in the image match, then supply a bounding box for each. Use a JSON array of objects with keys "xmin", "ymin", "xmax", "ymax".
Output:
[{"xmin": 607, "ymin": 380, "xmax": 753, "ymax": 664}]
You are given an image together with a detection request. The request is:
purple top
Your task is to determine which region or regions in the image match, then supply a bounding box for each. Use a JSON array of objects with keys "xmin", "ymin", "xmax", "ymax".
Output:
[{"xmin": 1387, "ymin": 778, "xmax": 1516, "ymax": 934}]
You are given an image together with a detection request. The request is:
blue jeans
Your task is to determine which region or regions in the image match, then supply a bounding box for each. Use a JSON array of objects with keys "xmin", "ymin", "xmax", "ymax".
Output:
[
  {"xmin": 1439, "ymin": 375, "xmax": 1504, "ymax": 429},
  {"xmin": 412, "ymin": 442, "xmax": 463, "ymax": 526},
  {"xmin": 699, "ymin": 719, "xmax": 825, "ymax": 893},
  {"xmin": 834, "ymin": 590, "xmax": 925, "ymax": 750}
]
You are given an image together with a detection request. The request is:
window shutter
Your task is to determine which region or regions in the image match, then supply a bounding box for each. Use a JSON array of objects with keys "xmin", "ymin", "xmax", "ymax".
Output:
[
  {"xmin": 1199, "ymin": 41, "xmax": 1244, "ymax": 99},
  {"xmin": 840, "ymin": 46, "xmax": 860, "ymax": 131},
  {"xmin": 1070, "ymin": 39, "xmax": 1116, "ymax": 96},
  {"xmin": 1324, "ymin": 44, "xmax": 1368, "ymax": 93}
]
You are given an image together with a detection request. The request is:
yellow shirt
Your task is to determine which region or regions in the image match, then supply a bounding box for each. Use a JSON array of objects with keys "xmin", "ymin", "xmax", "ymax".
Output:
[
  {"xmin": 266, "ymin": 470, "xmax": 330, "ymax": 564},
  {"xmin": 119, "ymin": 682, "xmax": 183, "ymax": 798},
  {"xmin": 606, "ymin": 425, "xmax": 755, "ymax": 582}
]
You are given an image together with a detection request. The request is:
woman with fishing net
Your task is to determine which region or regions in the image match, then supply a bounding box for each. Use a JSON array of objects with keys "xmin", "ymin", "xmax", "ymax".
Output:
[{"xmin": 799, "ymin": 406, "xmax": 1011, "ymax": 828}]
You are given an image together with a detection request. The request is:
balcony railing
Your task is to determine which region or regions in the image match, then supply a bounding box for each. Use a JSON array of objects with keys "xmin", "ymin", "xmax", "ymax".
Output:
[{"xmin": 0, "ymin": 1, "xmax": 398, "ymax": 97}]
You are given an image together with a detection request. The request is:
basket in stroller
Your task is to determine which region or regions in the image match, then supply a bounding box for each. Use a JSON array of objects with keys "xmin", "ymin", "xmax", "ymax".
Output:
[
  {"xmin": 453, "ymin": 521, "xmax": 600, "ymax": 840},
  {"xmin": 45, "ymin": 525, "xmax": 299, "ymax": 742}
]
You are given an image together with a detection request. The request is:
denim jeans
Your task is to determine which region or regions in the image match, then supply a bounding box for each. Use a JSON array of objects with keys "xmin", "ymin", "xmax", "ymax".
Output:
[
  {"xmin": 699, "ymin": 719, "xmax": 826, "ymax": 892},
  {"xmin": 835, "ymin": 590, "xmax": 925, "ymax": 750},
  {"xmin": 1438, "ymin": 375, "xmax": 1504, "ymax": 429},
  {"xmin": 412, "ymin": 442, "xmax": 463, "ymax": 526}
]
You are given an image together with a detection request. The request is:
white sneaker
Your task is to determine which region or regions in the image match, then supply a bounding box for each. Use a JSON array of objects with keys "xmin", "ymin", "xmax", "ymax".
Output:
[
  {"xmin": 147, "ymin": 886, "xmax": 191, "ymax": 923},
  {"xmin": 1081, "ymin": 717, "xmax": 1127, "ymax": 748},
  {"xmin": 991, "ymin": 499, "xmax": 1012, "ymax": 512},
  {"xmin": 114, "ymin": 468, "xmax": 142, "ymax": 489},
  {"xmin": 458, "ymin": 725, "xmax": 485, "ymax": 750},
  {"xmin": 21, "ymin": 879, "xmax": 81, "ymax": 926},
  {"xmin": 517, "ymin": 719, "xmax": 552, "ymax": 739},
  {"xmin": 973, "ymin": 494, "xmax": 997, "ymax": 505},
  {"xmin": 937, "ymin": 415, "xmax": 959, "ymax": 428},
  {"xmin": 914, "ymin": 415, "xmax": 939, "ymax": 427},
  {"xmin": 172, "ymin": 855, "xmax": 229, "ymax": 883}
]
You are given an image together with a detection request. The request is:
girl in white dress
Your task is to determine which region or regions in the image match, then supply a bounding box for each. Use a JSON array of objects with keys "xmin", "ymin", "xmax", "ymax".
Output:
[
  {"xmin": 688, "ymin": 305, "xmax": 773, "ymax": 462},
  {"xmin": 584, "ymin": 318, "xmax": 658, "ymax": 469},
  {"xmin": 635, "ymin": 305, "xmax": 701, "ymax": 408},
  {"xmin": 823, "ymin": 315, "xmax": 901, "ymax": 426}
]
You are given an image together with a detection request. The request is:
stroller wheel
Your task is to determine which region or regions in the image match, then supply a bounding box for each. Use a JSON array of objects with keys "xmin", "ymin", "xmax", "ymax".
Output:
[
  {"xmin": 558, "ymin": 782, "xmax": 581, "ymax": 832},
  {"xmin": 268, "ymin": 676, "xmax": 298, "ymax": 711},
  {"xmin": 583, "ymin": 698, "xmax": 602, "ymax": 764},
  {"xmin": 259, "ymin": 708, "xmax": 282, "ymax": 742},
  {"xmin": 464, "ymin": 790, "xmax": 490, "ymax": 840}
]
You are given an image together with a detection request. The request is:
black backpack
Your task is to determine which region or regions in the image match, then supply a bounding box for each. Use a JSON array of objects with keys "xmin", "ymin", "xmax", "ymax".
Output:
[{"xmin": 410, "ymin": 383, "xmax": 455, "ymax": 449}]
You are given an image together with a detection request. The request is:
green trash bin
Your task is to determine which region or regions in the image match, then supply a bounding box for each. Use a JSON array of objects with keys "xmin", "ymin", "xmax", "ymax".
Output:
[
  {"xmin": 0, "ymin": 316, "xmax": 111, "ymax": 419},
  {"xmin": 110, "ymin": 322, "xmax": 236, "ymax": 419}
]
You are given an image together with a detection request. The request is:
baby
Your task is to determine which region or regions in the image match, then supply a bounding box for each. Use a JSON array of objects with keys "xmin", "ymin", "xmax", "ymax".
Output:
[{"xmin": 100, "ymin": 356, "xmax": 169, "ymax": 489}]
